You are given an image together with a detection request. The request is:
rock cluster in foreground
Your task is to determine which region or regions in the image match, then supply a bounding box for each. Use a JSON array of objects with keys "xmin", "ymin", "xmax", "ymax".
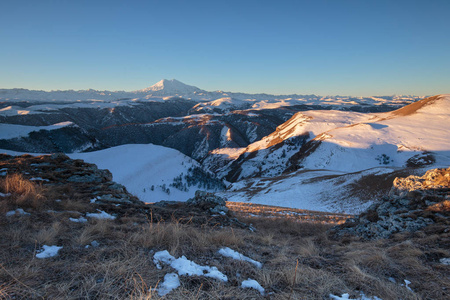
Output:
[
  {"xmin": 0, "ymin": 153, "xmax": 247, "ymax": 228},
  {"xmin": 334, "ymin": 167, "xmax": 450, "ymax": 239}
]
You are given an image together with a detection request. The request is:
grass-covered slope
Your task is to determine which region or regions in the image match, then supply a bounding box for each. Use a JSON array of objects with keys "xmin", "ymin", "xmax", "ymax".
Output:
[{"xmin": 0, "ymin": 154, "xmax": 449, "ymax": 299}]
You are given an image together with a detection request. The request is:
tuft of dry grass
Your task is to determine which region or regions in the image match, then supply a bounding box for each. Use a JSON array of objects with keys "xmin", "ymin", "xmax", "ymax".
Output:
[
  {"xmin": 35, "ymin": 222, "xmax": 62, "ymax": 245},
  {"xmin": 0, "ymin": 174, "xmax": 46, "ymax": 210}
]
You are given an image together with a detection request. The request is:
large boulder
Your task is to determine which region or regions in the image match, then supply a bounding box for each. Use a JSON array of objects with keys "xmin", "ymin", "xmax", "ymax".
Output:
[{"xmin": 186, "ymin": 190, "xmax": 228, "ymax": 214}]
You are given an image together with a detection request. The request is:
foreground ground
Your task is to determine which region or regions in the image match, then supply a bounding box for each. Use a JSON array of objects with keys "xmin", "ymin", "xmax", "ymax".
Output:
[{"xmin": 0, "ymin": 154, "xmax": 449, "ymax": 299}]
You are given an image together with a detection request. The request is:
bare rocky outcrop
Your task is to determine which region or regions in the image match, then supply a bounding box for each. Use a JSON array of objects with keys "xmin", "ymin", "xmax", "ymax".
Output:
[
  {"xmin": 152, "ymin": 190, "xmax": 248, "ymax": 228},
  {"xmin": 333, "ymin": 167, "xmax": 450, "ymax": 239},
  {"xmin": 0, "ymin": 154, "xmax": 249, "ymax": 228},
  {"xmin": 186, "ymin": 190, "xmax": 228, "ymax": 214},
  {"xmin": 0, "ymin": 153, "xmax": 141, "ymax": 207},
  {"xmin": 389, "ymin": 167, "xmax": 450, "ymax": 197}
]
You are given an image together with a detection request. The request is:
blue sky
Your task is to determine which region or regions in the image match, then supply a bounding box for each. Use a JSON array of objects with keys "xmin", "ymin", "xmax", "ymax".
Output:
[{"xmin": 1, "ymin": 0, "xmax": 449, "ymax": 96}]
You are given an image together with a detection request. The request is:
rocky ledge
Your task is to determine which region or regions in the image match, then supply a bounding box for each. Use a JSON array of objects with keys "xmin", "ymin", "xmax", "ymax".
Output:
[
  {"xmin": 333, "ymin": 167, "xmax": 450, "ymax": 239},
  {"xmin": 0, "ymin": 153, "xmax": 247, "ymax": 228}
]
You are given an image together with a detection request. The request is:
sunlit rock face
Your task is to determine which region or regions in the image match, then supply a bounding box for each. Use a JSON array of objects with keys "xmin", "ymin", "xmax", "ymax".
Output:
[{"xmin": 333, "ymin": 167, "xmax": 450, "ymax": 240}]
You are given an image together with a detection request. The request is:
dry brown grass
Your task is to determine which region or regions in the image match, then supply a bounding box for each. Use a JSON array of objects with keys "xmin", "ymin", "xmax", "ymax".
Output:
[
  {"xmin": 1, "ymin": 197, "xmax": 449, "ymax": 299},
  {"xmin": 0, "ymin": 174, "xmax": 46, "ymax": 210},
  {"xmin": 35, "ymin": 221, "xmax": 62, "ymax": 245}
]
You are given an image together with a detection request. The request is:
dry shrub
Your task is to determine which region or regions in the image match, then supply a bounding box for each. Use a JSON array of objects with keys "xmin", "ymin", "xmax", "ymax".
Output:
[
  {"xmin": 386, "ymin": 240, "xmax": 425, "ymax": 273},
  {"xmin": 2, "ymin": 223, "xmax": 32, "ymax": 248},
  {"xmin": 0, "ymin": 174, "xmax": 46, "ymax": 209},
  {"xmin": 35, "ymin": 222, "xmax": 62, "ymax": 245}
]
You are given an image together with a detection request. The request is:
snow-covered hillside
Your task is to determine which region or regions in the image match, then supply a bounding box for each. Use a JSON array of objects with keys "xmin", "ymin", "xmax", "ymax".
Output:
[
  {"xmin": 1, "ymin": 81, "xmax": 447, "ymax": 215},
  {"xmin": 298, "ymin": 94, "xmax": 450, "ymax": 172},
  {"xmin": 0, "ymin": 121, "xmax": 75, "ymax": 140},
  {"xmin": 208, "ymin": 95, "xmax": 450, "ymax": 213},
  {"xmin": 69, "ymin": 144, "xmax": 224, "ymax": 203},
  {"xmin": 218, "ymin": 168, "xmax": 399, "ymax": 214},
  {"xmin": 214, "ymin": 95, "xmax": 450, "ymax": 182}
]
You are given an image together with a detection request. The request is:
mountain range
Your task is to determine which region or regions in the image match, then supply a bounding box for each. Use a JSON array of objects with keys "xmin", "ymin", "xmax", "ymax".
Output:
[{"xmin": 0, "ymin": 80, "xmax": 448, "ymax": 214}]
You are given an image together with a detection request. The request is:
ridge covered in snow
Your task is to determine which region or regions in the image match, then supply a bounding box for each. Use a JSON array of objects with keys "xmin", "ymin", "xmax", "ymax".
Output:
[
  {"xmin": 0, "ymin": 79, "xmax": 424, "ymax": 110},
  {"xmin": 213, "ymin": 94, "xmax": 450, "ymax": 213},
  {"xmin": 137, "ymin": 79, "xmax": 204, "ymax": 95}
]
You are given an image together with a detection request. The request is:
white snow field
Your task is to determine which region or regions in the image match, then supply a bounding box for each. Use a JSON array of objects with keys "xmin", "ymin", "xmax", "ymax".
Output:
[
  {"xmin": 300, "ymin": 94, "xmax": 450, "ymax": 172},
  {"xmin": 70, "ymin": 143, "xmax": 219, "ymax": 203},
  {"xmin": 218, "ymin": 95, "xmax": 450, "ymax": 214},
  {"xmin": 0, "ymin": 121, "xmax": 75, "ymax": 140}
]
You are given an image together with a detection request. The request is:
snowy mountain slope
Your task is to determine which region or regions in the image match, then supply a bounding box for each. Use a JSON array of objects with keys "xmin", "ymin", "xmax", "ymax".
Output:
[
  {"xmin": 137, "ymin": 79, "xmax": 204, "ymax": 95},
  {"xmin": 0, "ymin": 121, "xmax": 98, "ymax": 153},
  {"xmin": 211, "ymin": 94, "xmax": 450, "ymax": 181},
  {"xmin": 0, "ymin": 88, "xmax": 135, "ymax": 102},
  {"xmin": 0, "ymin": 121, "xmax": 74, "ymax": 140},
  {"xmin": 295, "ymin": 94, "xmax": 450, "ymax": 172},
  {"xmin": 219, "ymin": 167, "xmax": 427, "ymax": 214},
  {"xmin": 220, "ymin": 92, "xmax": 450, "ymax": 213},
  {"xmin": 69, "ymin": 144, "xmax": 224, "ymax": 203},
  {"xmin": 209, "ymin": 110, "xmax": 373, "ymax": 180},
  {"xmin": 1, "ymin": 79, "xmax": 423, "ymax": 112}
]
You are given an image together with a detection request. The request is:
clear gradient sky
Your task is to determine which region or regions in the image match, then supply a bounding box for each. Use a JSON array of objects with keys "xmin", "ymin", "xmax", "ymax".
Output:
[{"xmin": 1, "ymin": 0, "xmax": 449, "ymax": 96}]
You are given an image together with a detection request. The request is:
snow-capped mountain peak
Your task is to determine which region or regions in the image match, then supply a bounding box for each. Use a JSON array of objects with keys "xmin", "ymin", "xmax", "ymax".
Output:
[{"xmin": 138, "ymin": 79, "xmax": 204, "ymax": 95}]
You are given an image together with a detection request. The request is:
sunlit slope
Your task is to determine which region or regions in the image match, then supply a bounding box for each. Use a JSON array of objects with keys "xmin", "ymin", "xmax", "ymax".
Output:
[
  {"xmin": 219, "ymin": 95, "xmax": 450, "ymax": 181},
  {"xmin": 296, "ymin": 94, "xmax": 450, "ymax": 172}
]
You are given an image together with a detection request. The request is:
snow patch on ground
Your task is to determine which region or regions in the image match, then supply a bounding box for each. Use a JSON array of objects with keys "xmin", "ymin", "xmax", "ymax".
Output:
[
  {"xmin": 157, "ymin": 273, "xmax": 180, "ymax": 296},
  {"xmin": 241, "ymin": 278, "xmax": 265, "ymax": 295},
  {"xmin": 153, "ymin": 250, "xmax": 227, "ymax": 282},
  {"xmin": 86, "ymin": 210, "xmax": 115, "ymax": 220},
  {"xmin": 36, "ymin": 245, "xmax": 63, "ymax": 258},
  {"xmin": 69, "ymin": 217, "xmax": 88, "ymax": 223},
  {"xmin": 6, "ymin": 208, "xmax": 30, "ymax": 216},
  {"xmin": 218, "ymin": 247, "xmax": 262, "ymax": 268},
  {"xmin": 329, "ymin": 292, "xmax": 382, "ymax": 300}
]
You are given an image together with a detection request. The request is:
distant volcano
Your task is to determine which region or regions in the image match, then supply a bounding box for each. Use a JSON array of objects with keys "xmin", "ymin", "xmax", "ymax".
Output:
[{"xmin": 137, "ymin": 79, "xmax": 204, "ymax": 95}]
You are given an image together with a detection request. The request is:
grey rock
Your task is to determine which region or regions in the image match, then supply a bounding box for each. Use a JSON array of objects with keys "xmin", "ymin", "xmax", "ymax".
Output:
[
  {"xmin": 210, "ymin": 205, "xmax": 229, "ymax": 214},
  {"xmin": 333, "ymin": 167, "xmax": 449, "ymax": 240},
  {"xmin": 152, "ymin": 200, "xmax": 181, "ymax": 207},
  {"xmin": 67, "ymin": 174, "xmax": 102, "ymax": 183}
]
